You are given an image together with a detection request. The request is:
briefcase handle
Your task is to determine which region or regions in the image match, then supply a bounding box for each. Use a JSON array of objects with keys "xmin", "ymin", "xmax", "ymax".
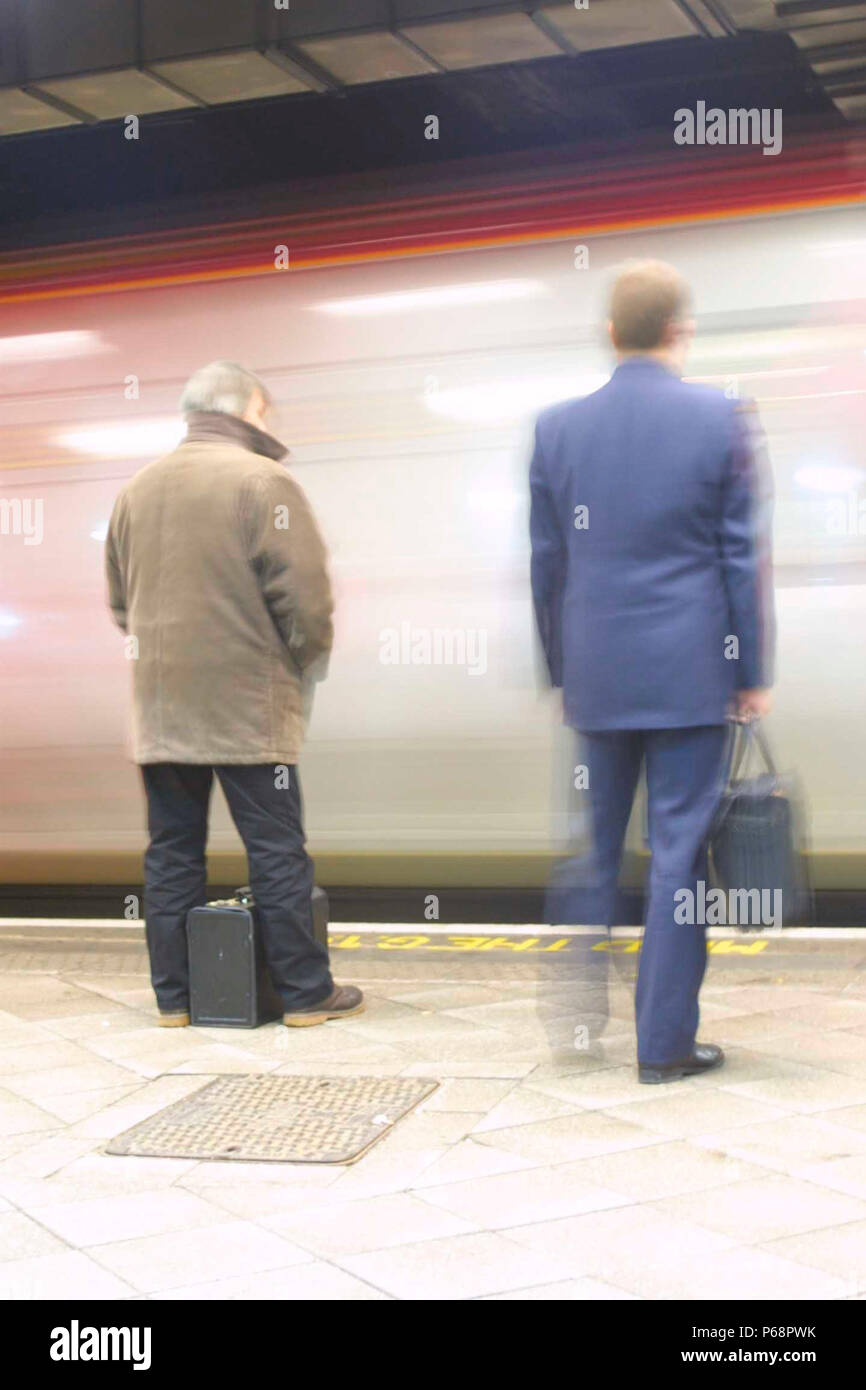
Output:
[{"xmin": 725, "ymin": 718, "xmax": 778, "ymax": 783}]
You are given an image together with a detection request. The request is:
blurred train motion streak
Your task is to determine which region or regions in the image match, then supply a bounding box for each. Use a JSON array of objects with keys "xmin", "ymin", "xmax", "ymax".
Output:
[{"xmin": 0, "ymin": 134, "xmax": 864, "ymax": 890}]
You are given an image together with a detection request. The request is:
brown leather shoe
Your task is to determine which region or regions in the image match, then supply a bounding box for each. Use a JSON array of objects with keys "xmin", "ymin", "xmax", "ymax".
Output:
[
  {"xmin": 283, "ymin": 985, "xmax": 365, "ymax": 1028},
  {"xmin": 158, "ymin": 1010, "xmax": 190, "ymax": 1028}
]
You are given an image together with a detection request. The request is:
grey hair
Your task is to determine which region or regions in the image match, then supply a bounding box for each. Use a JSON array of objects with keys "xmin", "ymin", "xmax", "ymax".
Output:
[{"xmin": 179, "ymin": 360, "xmax": 271, "ymax": 418}]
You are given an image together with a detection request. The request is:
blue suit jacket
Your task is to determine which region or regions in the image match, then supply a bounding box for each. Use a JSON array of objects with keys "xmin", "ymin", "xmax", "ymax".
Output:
[{"xmin": 529, "ymin": 358, "xmax": 773, "ymax": 731}]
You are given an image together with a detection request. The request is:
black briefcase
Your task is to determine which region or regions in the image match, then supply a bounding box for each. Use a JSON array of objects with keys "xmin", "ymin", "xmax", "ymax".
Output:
[
  {"xmin": 187, "ymin": 886, "xmax": 329, "ymax": 1027},
  {"xmin": 709, "ymin": 722, "xmax": 811, "ymax": 930}
]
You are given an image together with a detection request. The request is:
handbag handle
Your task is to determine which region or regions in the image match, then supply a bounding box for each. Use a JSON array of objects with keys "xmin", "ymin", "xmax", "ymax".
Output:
[{"xmin": 728, "ymin": 718, "xmax": 778, "ymax": 782}]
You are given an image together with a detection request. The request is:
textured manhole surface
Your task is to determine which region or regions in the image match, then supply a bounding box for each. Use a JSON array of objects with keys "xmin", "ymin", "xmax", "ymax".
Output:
[{"xmin": 105, "ymin": 1074, "xmax": 438, "ymax": 1164}]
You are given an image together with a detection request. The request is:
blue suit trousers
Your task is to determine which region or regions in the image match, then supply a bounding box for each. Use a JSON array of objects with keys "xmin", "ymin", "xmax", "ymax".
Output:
[{"xmin": 576, "ymin": 725, "xmax": 727, "ymax": 1066}]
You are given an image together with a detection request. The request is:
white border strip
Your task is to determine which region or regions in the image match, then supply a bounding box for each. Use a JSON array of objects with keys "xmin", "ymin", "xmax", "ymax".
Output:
[{"xmin": 0, "ymin": 918, "xmax": 862, "ymax": 940}]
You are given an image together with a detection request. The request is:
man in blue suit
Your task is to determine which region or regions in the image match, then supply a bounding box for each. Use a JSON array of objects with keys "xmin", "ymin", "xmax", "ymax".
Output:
[{"xmin": 530, "ymin": 260, "xmax": 773, "ymax": 1084}]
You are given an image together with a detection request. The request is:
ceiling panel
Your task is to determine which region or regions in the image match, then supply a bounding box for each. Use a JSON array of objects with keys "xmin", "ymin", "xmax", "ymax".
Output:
[
  {"xmin": 141, "ymin": 0, "xmax": 257, "ymax": 61},
  {"xmin": 780, "ymin": 3, "xmax": 866, "ymax": 24},
  {"xmin": 401, "ymin": 12, "xmax": 563, "ymax": 69},
  {"xmin": 791, "ymin": 20, "xmax": 866, "ymax": 50},
  {"xmin": 0, "ymin": 89, "xmax": 81, "ymax": 136},
  {"xmin": 811, "ymin": 52, "xmax": 866, "ymax": 77},
  {"xmin": 33, "ymin": 69, "xmax": 198, "ymax": 119},
  {"xmin": 20, "ymin": 0, "xmax": 136, "ymax": 80},
  {"xmin": 540, "ymin": 0, "xmax": 699, "ymax": 49},
  {"xmin": 714, "ymin": 0, "xmax": 780, "ymax": 28},
  {"xmin": 272, "ymin": 1, "xmax": 392, "ymax": 42},
  {"xmin": 148, "ymin": 50, "xmax": 311, "ymax": 104},
  {"xmin": 394, "ymin": 0, "xmax": 518, "ymax": 17},
  {"xmin": 0, "ymin": 0, "xmax": 860, "ymax": 143},
  {"xmin": 296, "ymin": 32, "xmax": 439, "ymax": 84},
  {"xmin": 833, "ymin": 90, "xmax": 866, "ymax": 118}
]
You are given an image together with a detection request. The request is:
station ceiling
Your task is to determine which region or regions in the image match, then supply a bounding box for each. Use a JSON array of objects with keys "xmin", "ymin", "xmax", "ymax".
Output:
[{"xmin": 1, "ymin": 0, "xmax": 864, "ymax": 137}]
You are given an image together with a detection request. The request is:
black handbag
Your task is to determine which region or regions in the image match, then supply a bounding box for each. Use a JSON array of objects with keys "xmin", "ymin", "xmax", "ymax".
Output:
[{"xmin": 709, "ymin": 721, "xmax": 812, "ymax": 930}]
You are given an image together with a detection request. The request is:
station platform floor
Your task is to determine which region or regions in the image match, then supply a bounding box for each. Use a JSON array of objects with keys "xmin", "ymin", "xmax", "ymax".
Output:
[{"xmin": 2, "ymin": 921, "xmax": 866, "ymax": 1301}]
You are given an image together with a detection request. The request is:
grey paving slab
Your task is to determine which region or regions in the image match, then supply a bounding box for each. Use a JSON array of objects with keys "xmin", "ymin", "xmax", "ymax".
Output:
[
  {"xmin": 0, "ymin": 1153, "xmax": 200, "ymax": 1207},
  {"xmin": 605, "ymin": 1088, "xmax": 792, "ymax": 1138},
  {"xmin": 721, "ymin": 1068, "xmax": 866, "ymax": 1115},
  {"xmin": 743, "ymin": 1029, "xmax": 866, "ymax": 1077},
  {"xmin": 3, "ymin": 1060, "xmax": 144, "ymax": 1103},
  {"xmin": 690, "ymin": 1114, "xmax": 866, "ymax": 1174},
  {"xmin": 399, "ymin": 1060, "xmax": 536, "ymax": 1079},
  {"xmin": 791, "ymin": 1154, "xmax": 866, "ymax": 1201},
  {"xmin": 0, "ymin": 978, "xmax": 122, "ymax": 1021},
  {"xmin": 340, "ymin": 1108, "xmax": 475, "ymax": 1154},
  {"xmin": 417, "ymin": 1160, "xmax": 631, "ymax": 1230},
  {"xmin": 0, "ymin": 1209, "xmax": 69, "ymax": 1261},
  {"xmin": 66, "ymin": 1075, "xmax": 209, "ymax": 1140},
  {"xmin": 419, "ymin": 1078, "xmax": 516, "ymax": 1113},
  {"xmin": 178, "ymin": 1159, "xmax": 345, "ymax": 1192},
  {"xmin": 0, "ymin": 1133, "xmax": 104, "ymax": 1179},
  {"xmin": 1, "ymin": 933, "xmax": 865, "ymax": 1300},
  {"xmin": 615, "ymin": 1245, "xmax": 856, "ymax": 1300},
  {"xmin": 315, "ymin": 1145, "xmax": 450, "ymax": 1202},
  {"xmin": 0, "ymin": 1134, "xmax": 44, "ymax": 1162},
  {"xmin": 780, "ymin": 999, "xmax": 866, "ymax": 1031},
  {"xmin": 389, "ymin": 984, "xmax": 525, "ymax": 1011},
  {"xmin": 154, "ymin": 1261, "xmax": 391, "ymax": 1300},
  {"xmin": 500, "ymin": 1204, "xmax": 735, "ymax": 1284},
  {"xmin": 166, "ymin": 1045, "xmax": 283, "ymax": 1075},
  {"xmin": 708, "ymin": 1012, "xmax": 814, "ymax": 1046},
  {"xmin": 651, "ymin": 1174, "xmax": 866, "ymax": 1243},
  {"xmin": 820, "ymin": 1103, "xmax": 866, "ymax": 1133},
  {"xmin": 561, "ymin": 1139, "xmax": 766, "ymax": 1201},
  {"xmin": 407, "ymin": 1138, "xmax": 545, "ymax": 1190},
  {"xmin": 0, "ymin": 1249, "xmax": 137, "ymax": 1300},
  {"xmin": 0, "ymin": 1087, "xmax": 62, "ymax": 1138},
  {"xmin": 30, "ymin": 1187, "xmax": 231, "ymax": 1248},
  {"xmin": 766, "ymin": 1218, "xmax": 866, "ymax": 1286},
  {"xmin": 336, "ymin": 1229, "xmax": 578, "ymax": 1300},
  {"xmin": 473, "ymin": 1111, "xmax": 664, "ymax": 1164},
  {"xmin": 261, "ymin": 1191, "xmax": 478, "ymax": 1256},
  {"xmin": 183, "ymin": 1174, "xmax": 345, "ymax": 1218},
  {"xmin": 27, "ymin": 1084, "xmax": 144, "ymax": 1126},
  {"xmin": 471, "ymin": 1086, "xmax": 585, "ymax": 1134},
  {"xmin": 0, "ymin": 1040, "xmax": 96, "ymax": 1076},
  {"xmin": 523, "ymin": 1065, "xmax": 663, "ymax": 1111},
  {"xmin": 502, "ymin": 1207, "xmax": 854, "ymax": 1298},
  {"xmin": 709, "ymin": 985, "xmax": 840, "ymax": 1013},
  {"xmin": 481, "ymin": 1277, "xmax": 638, "ymax": 1300},
  {"xmin": 40, "ymin": 1010, "xmax": 155, "ymax": 1042},
  {"xmin": 87, "ymin": 1220, "xmax": 313, "ymax": 1293},
  {"xmin": 81, "ymin": 1028, "xmax": 213, "ymax": 1064}
]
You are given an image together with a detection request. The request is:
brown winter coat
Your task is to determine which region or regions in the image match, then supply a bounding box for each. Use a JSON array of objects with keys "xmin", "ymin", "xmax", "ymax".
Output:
[{"xmin": 105, "ymin": 411, "xmax": 334, "ymax": 765}]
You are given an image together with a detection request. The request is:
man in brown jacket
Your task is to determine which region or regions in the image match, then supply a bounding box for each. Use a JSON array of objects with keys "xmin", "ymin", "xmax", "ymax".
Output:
[{"xmin": 105, "ymin": 361, "xmax": 363, "ymax": 1027}]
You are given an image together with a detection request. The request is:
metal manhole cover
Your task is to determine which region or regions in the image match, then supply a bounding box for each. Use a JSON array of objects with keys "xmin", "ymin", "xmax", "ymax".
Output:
[{"xmin": 105, "ymin": 1075, "xmax": 438, "ymax": 1164}]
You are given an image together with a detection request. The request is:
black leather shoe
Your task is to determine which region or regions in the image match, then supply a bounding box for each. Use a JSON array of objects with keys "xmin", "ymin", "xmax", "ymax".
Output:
[{"xmin": 639, "ymin": 1043, "xmax": 724, "ymax": 1085}]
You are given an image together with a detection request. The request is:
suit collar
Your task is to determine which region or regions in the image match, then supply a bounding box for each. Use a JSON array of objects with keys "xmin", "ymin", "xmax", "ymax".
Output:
[{"xmin": 613, "ymin": 357, "xmax": 677, "ymax": 378}]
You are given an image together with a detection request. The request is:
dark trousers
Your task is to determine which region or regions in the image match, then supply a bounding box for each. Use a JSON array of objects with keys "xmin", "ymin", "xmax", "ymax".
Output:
[
  {"xmin": 140, "ymin": 763, "xmax": 333, "ymax": 1013},
  {"xmin": 575, "ymin": 725, "xmax": 727, "ymax": 1066}
]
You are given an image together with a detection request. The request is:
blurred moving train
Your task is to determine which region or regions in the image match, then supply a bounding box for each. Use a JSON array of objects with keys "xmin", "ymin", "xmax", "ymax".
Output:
[{"xmin": 0, "ymin": 139, "xmax": 864, "ymax": 903}]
